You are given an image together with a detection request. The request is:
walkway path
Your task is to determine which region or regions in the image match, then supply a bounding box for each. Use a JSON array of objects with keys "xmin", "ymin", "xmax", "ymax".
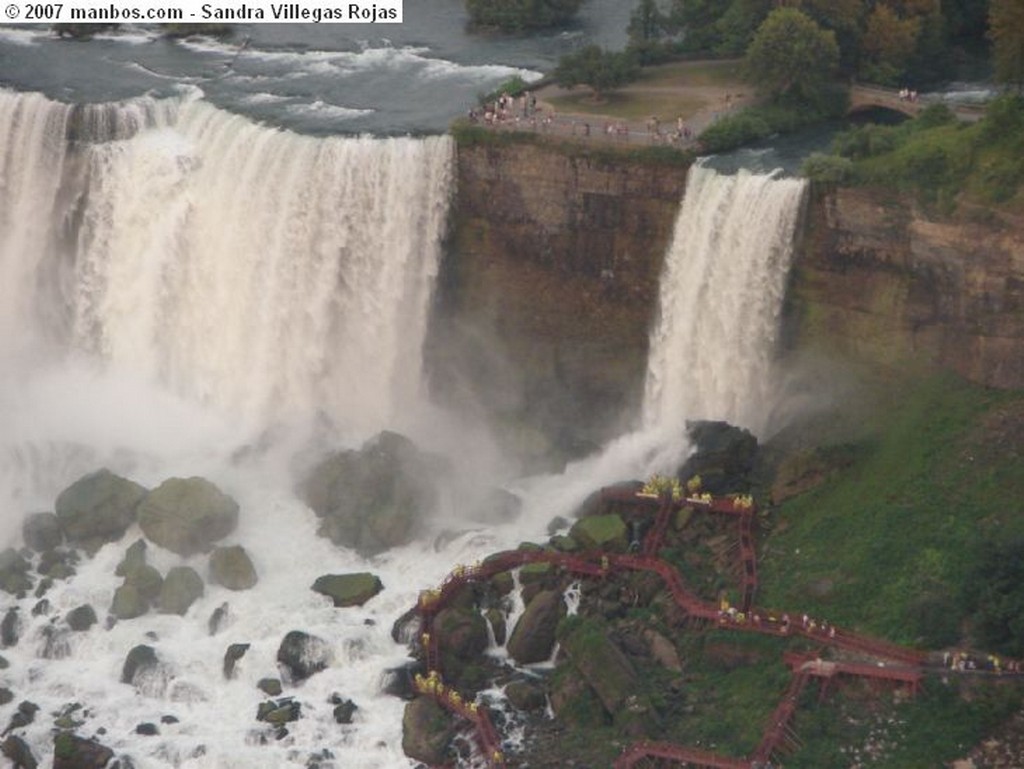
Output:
[{"xmin": 409, "ymin": 486, "xmax": 1019, "ymax": 768}]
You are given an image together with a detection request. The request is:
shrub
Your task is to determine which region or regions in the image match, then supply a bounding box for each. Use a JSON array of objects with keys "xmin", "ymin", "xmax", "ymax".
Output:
[{"xmin": 801, "ymin": 153, "xmax": 854, "ymax": 184}]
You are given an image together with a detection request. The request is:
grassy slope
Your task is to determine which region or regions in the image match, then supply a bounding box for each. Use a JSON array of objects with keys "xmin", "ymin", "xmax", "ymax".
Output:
[{"xmin": 750, "ymin": 372, "xmax": 1024, "ymax": 766}]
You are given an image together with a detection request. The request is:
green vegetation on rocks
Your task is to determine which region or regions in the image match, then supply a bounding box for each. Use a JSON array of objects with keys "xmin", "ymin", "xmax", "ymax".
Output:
[
  {"xmin": 569, "ymin": 513, "xmax": 628, "ymax": 551},
  {"xmin": 464, "ymin": 0, "xmax": 583, "ymax": 33},
  {"xmin": 311, "ymin": 572, "xmax": 383, "ymax": 607}
]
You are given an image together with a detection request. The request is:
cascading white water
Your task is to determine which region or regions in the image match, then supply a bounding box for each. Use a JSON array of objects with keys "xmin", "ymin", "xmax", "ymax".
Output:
[
  {"xmin": 642, "ymin": 163, "xmax": 808, "ymax": 437},
  {"xmin": 1, "ymin": 88, "xmax": 452, "ymax": 438}
]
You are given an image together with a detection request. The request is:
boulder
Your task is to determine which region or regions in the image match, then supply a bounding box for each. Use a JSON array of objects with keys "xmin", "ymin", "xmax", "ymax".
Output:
[
  {"xmin": 66, "ymin": 605, "xmax": 98, "ymax": 632},
  {"xmin": 158, "ymin": 567, "xmax": 204, "ymax": 616},
  {"xmin": 208, "ymin": 546, "xmax": 258, "ymax": 591},
  {"xmin": 256, "ymin": 698, "xmax": 301, "ymax": 725},
  {"xmin": 507, "ymin": 590, "xmax": 566, "ymax": 665},
  {"xmin": 434, "ymin": 607, "xmax": 489, "ymax": 662},
  {"xmin": 23, "ymin": 513, "xmax": 61, "ymax": 552},
  {"xmin": 223, "ymin": 643, "xmax": 249, "ymax": 679},
  {"xmin": 0, "ymin": 549, "xmax": 32, "ymax": 596},
  {"xmin": 505, "ymin": 679, "xmax": 547, "ymax": 711},
  {"xmin": 1, "ymin": 734, "xmax": 37, "ymax": 768},
  {"xmin": 55, "ymin": 469, "xmax": 147, "ymax": 545},
  {"xmin": 277, "ymin": 630, "xmax": 331, "ymax": 683},
  {"xmin": 208, "ymin": 602, "xmax": 229, "ymax": 635},
  {"xmin": 137, "ymin": 477, "xmax": 239, "ymax": 557},
  {"xmin": 560, "ymin": 617, "xmax": 638, "ymax": 714},
  {"xmin": 330, "ymin": 694, "xmax": 358, "ymax": 724},
  {"xmin": 52, "ymin": 733, "xmax": 113, "ymax": 769},
  {"xmin": 311, "ymin": 573, "xmax": 383, "ymax": 608},
  {"xmin": 1, "ymin": 608, "xmax": 20, "ymax": 648},
  {"xmin": 402, "ymin": 697, "xmax": 455, "ymax": 766},
  {"xmin": 115, "ymin": 539, "xmax": 148, "ymax": 579},
  {"xmin": 121, "ymin": 644, "xmax": 158, "ymax": 685},
  {"xmin": 257, "ymin": 678, "xmax": 282, "ymax": 696},
  {"xmin": 568, "ymin": 514, "xmax": 628, "ymax": 552},
  {"xmin": 677, "ymin": 421, "xmax": 758, "ymax": 494},
  {"xmin": 110, "ymin": 584, "xmax": 148, "ymax": 620},
  {"xmin": 300, "ymin": 431, "xmax": 445, "ymax": 556}
]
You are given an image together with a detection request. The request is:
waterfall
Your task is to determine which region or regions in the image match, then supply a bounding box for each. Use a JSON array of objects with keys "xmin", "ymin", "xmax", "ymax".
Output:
[
  {"xmin": 642, "ymin": 163, "xmax": 807, "ymax": 438},
  {"xmin": 0, "ymin": 88, "xmax": 454, "ymax": 439}
]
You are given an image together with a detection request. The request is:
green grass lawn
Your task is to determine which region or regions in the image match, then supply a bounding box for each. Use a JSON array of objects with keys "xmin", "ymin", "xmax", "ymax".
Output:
[{"xmin": 546, "ymin": 90, "xmax": 708, "ymax": 122}]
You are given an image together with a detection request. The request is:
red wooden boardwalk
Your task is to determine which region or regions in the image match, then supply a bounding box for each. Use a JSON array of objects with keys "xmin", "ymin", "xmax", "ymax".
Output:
[{"xmin": 407, "ymin": 487, "xmax": 978, "ymax": 768}]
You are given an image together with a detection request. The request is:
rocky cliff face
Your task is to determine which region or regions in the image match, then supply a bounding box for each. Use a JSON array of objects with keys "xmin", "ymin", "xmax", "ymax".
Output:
[
  {"xmin": 789, "ymin": 187, "xmax": 1024, "ymax": 389},
  {"xmin": 426, "ymin": 141, "xmax": 688, "ymax": 468}
]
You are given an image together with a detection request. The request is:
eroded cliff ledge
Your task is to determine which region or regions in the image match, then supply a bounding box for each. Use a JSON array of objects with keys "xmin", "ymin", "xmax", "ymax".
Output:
[
  {"xmin": 426, "ymin": 140, "xmax": 689, "ymax": 467},
  {"xmin": 790, "ymin": 187, "xmax": 1024, "ymax": 389}
]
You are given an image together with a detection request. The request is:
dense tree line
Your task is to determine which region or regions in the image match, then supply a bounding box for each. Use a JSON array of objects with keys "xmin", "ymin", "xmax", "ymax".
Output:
[
  {"xmin": 633, "ymin": 0, "xmax": 1001, "ymax": 88},
  {"xmin": 464, "ymin": 0, "xmax": 586, "ymax": 32}
]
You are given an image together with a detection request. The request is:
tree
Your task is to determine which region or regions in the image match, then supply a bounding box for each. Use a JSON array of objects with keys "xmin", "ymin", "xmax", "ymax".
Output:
[
  {"xmin": 464, "ymin": 0, "xmax": 585, "ymax": 33},
  {"xmin": 990, "ymin": 0, "xmax": 1024, "ymax": 92},
  {"xmin": 861, "ymin": 3, "xmax": 924, "ymax": 84},
  {"xmin": 627, "ymin": 0, "xmax": 674, "ymax": 64},
  {"xmin": 553, "ymin": 45, "xmax": 640, "ymax": 100},
  {"xmin": 743, "ymin": 8, "xmax": 839, "ymax": 102}
]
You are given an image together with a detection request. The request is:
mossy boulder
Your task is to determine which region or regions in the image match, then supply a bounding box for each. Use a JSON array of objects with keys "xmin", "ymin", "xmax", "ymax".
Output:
[
  {"xmin": 560, "ymin": 617, "xmax": 638, "ymax": 714},
  {"xmin": 209, "ymin": 545, "xmax": 258, "ymax": 591},
  {"xmin": 434, "ymin": 607, "xmax": 489, "ymax": 661},
  {"xmin": 55, "ymin": 469, "xmax": 147, "ymax": 546},
  {"xmin": 157, "ymin": 566, "xmax": 204, "ymax": 616},
  {"xmin": 311, "ymin": 572, "xmax": 383, "ymax": 607},
  {"xmin": 300, "ymin": 431, "xmax": 446, "ymax": 556},
  {"xmin": 23, "ymin": 513, "xmax": 61, "ymax": 552},
  {"xmin": 507, "ymin": 589, "xmax": 566, "ymax": 665},
  {"xmin": 402, "ymin": 697, "xmax": 456, "ymax": 765},
  {"xmin": 1, "ymin": 734, "xmax": 37, "ymax": 768},
  {"xmin": 52, "ymin": 733, "xmax": 113, "ymax": 769},
  {"xmin": 115, "ymin": 539, "xmax": 148, "ymax": 578},
  {"xmin": 110, "ymin": 583, "xmax": 148, "ymax": 620},
  {"xmin": 137, "ymin": 477, "xmax": 239, "ymax": 557},
  {"xmin": 568, "ymin": 513, "xmax": 628, "ymax": 552}
]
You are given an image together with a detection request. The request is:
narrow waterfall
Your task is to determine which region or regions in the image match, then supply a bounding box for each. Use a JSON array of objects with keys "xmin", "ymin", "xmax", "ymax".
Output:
[
  {"xmin": 0, "ymin": 88, "xmax": 453, "ymax": 438},
  {"xmin": 642, "ymin": 163, "xmax": 808, "ymax": 438}
]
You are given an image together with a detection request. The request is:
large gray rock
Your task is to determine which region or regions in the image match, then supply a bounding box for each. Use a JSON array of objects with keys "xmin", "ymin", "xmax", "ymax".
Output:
[
  {"xmin": 158, "ymin": 566, "xmax": 204, "ymax": 615},
  {"xmin": 507, "ymin": 589, "xmax": 566, "ymax": 665},
  {"xmin": 300, "ymin": 431, "xmax": 445, "ymax": 556},
  {"xmin": 402, "ymin": 697, "xmax": 455, "ymax": 766},
  {"xmin": 208, "ymin": 546, "xmax": 258, "ymax": 591},
  {"xmin": 137, "ymin": 477, "xmax": 239, "ymax": 557},
  {"xmin": 110, "ymin": 583, "xmax": 148, "ymax": 620},
  {"xmin": 1, "ymin": 734, "xmax": 37, "ymax": 768},
  {"xmin": 121, "ymin": 644, "xmax": 158, "ymax": 684},
  {"xmin": 53, "ymin": 733, "xmax": 113, "ymax": 769},
  {"xmin": 277, "ymin": 630, "xmax": 331, "ymax": 683},
  {"xmin": 0, "ymin": 549, "xmax": 32, "ymax": 596},
  {"xmin": 55, "ymin": 469, "xmax": 147, "ymax": 546},
  {"xmin": 311, "ymin": 573, "xmax": 383, "ymax": 607},
  {"xmin": 23, "ymin": 513, "xmax": 61, "ymax": 552}
]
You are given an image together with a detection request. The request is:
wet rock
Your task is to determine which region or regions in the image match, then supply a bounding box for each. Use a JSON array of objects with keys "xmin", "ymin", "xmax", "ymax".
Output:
[
  {"xmin": 382, "ymin": 662, "xmax": 420, "ymax": 701},
  {"xmin": 110, "ymin": 584, "xmax": 148, "ymax": 620},
  {"xmin": 3, "ymin": 701, "xmax": 38, "ymax": 735},
  {"xmin": 33, "ymin": 579, "xmax": 53, "ymax": 600},
  {"xmin": 329, "ymin": 694, "xmax": 357, "ymax": 724},
  {"xmin": 157, "ymin": 566, "xmax": 204, "ymax": 616},
  {"xmin": 0, "ymin": 549, "xmax": 32, "ymax": 596},
  {"xmin": 121, "ymin": 645, "xmax": 158, "ymax": 685},
  {"xmin": 1, "ymin": 734, "xmax": 37, "ymax": 768},
  {"xmin": 505, "ymin": 679, "xmax": 547, "ymax": 711},
  {"xmin": 507, "ymin": 590, "xmax": 566, "ymax": 665},
  {"xmin": 22, "ymin": 513, "xmax": 61, "ymax": 553},
  {"xmin": 223, "ymin": 643, "xmax": 249, "ymax": 679},
  {"xmin": 52, "ymin": 732, "xmax": 114, "ymax": 769},
  {"xmin": 256, "ymin": 698, "xmax": 300, "ymax": 724},
  {"xmin": 257, "ymin": 678, "xmax": 282, "ymax": 697},
  {"xmin": 40, "ymin": 624, "xmax": 71, "ymax": 660},
  {"xmin": 677, "ymin": 421, "xmax": 758, "ymax": 494},
  {"xmin": 37, "ymin": 549, "xmax": 77, "ymax": 580},
  {"xmin": 434, "ymin": 607, "xmax": 489, "ymax": 663},
  {"xmin": 137, "ymin": 477, "xmax": 239, "ymax": 557},
  {"xmin": 485, "ymin": 608, "xmax": 506, "ymax": 646},
  {"xmin": 115, "ymin": 539, "xmax": 148, "ymax": 578},
  {"xmin": 31, "ymin": 600, "xmax": 51, "ymax": 618},
  {"xmin": 402, "ymin": 697, "xmax": 455, "ymax": 766},
  {"xmin": 311, "ymin": 572, "xmax": 383, "ymax": 608},
  {"xmin": 1, "ymin": 609, "xmax": 20, "ymax": 648},
  {"xmin": 277, "ymin": 630, "xmax": 331, "ymax": 683},
  {"xmin": 300, "ymin": 431, "xmax": 445, "ymax": 556},
  {"xmin": 129, "ymin": 565, "xmax": 164, "ymax": 605},
  {"xmin": 568, "ymin": 513, "xmax": 628, "ymax": 552},
  {"xmin": 390, "ymin": 606, "xmax": 421, "ymax": 645},
  {"xmin": 0, "ymin": 689, "xmax": 13, "ymax": 706},
  {"xmin": 134, "ymin": 723, "xmax": 158, "ymax": 736},
  {"xmin": 55, "ymin": 469, "xmax": 147, "ymax": 546},
  {"xmin": 208, "ymin": 545, "xmax": 257, "ymax": 591},
  {"xmin": 208, "ymin": 602, "xmax": 229, "ymax": 636}
]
